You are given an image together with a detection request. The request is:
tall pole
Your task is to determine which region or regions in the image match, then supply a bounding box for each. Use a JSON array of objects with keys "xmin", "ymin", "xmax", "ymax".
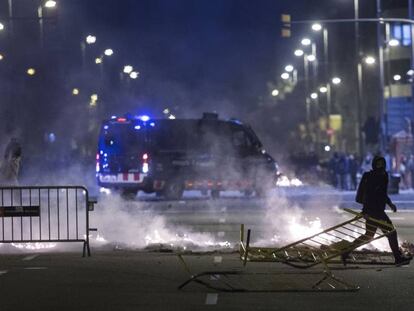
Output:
[
  {"xmin": 304, "ymin": 55, "xmax": 310, "ymax": 141},
  {"xmin": 357, "ymin": 62, "xmax": 363, "ymax": 156},
  {"xmin": 354, "ymin": 0, "xmax": 362, "ymax": 156},
  {"xmin": 323, "ymin": 28, "xmax": 329, "ymax": 83},
  {"xmin": 37, "ymin": 5, "xmax": 44, "ymax": 48},
  {"xmin": 409, "ymin": 0, "xmax": 414, "ymax": 114},
  {"xmin": 376, "ymin": 0, "xmax": 386, "ymax": 153}
]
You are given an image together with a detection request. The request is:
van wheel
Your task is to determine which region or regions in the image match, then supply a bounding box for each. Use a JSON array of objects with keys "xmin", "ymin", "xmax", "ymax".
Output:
[
  {"xmin": 211, "ymin": 190, "xmax": 220, "ymax": 199},
  {"xmin": 121, "ymin": 189, "xmax": 138, "ymax": 200},
  {"xmin": 163, "ymin": 180, "xmax": 184, "ymax": 200}
]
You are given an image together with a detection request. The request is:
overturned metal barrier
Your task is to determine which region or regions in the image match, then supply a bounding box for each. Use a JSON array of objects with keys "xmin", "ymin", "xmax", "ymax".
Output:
[
  {"xmin": 178, "ymin": 209, "xmax": 395, "ymax": 292},
  {"xmin": 0, "ymin": 186, "xmax": 97, "ymax": 256}
]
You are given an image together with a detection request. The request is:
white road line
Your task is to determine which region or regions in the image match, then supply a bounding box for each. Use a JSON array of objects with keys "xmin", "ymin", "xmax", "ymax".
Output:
[
  {"xmin": 217, "ymin": 231, "xmax": 225, "ymax": 237},
  {"xmin": 22, "ymin": 254, "xmax": 39, "ymax": 261},
  {"xmin": 219, "ymin": 218, "xmax": 226, "ymax": 223},
  {"xmin": 24, "ymin": 267, "xmax": 47, "ymax": 270},
  {"xmin": 210, "ymin": 274, "xmax": 221, "ymax": 281},
  {"xmin": 0, "ymin": 270, "xmax": 8, "ymax": 276},
  {"xmin": 205, "ymin": 293, "xmax": 218, "ymax": 305},
  {"xmin": 390, "ymin": 217, "xmax": 405, "ymax": 220},
  {"xmin": 214, "ymin": 256, "xmax": 222, "ymax": 263}
]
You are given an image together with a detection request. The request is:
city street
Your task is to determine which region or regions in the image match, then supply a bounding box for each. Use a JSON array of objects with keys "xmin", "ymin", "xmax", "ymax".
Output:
[{"xmin": 1, "ymin": 187, "xmax": 413, "ymax": 310}]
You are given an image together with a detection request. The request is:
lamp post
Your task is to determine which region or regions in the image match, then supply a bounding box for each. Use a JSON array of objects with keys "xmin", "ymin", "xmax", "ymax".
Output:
[{"xmin": 37, "ymin": 0, "xmax": 57, "ymax": 48}]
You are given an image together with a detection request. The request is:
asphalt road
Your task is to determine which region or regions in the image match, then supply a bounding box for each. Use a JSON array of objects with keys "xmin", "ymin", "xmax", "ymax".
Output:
[{"xmin": 1, "ymin": 186, "xmax": 413, "ymax": 311}]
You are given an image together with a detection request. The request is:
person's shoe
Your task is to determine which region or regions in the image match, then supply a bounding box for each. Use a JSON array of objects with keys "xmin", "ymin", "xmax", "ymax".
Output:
[{"xmin": 395, "ymin": 254, "xmax": 412, "ymax": 266}]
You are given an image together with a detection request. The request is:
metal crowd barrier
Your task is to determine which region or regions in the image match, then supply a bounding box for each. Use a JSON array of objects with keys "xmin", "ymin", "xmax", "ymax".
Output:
[
  {"xmin": 0, "ymin": 186, "xmax": 97, "ymax": 256},
  {"xmin": 178, "ymin": 208, "xmax": 396, "ymax": 292}
]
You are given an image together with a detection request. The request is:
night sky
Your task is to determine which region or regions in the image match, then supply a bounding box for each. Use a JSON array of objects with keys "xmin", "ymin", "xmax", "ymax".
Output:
[{"xmin": 0, "ymin": 0, "xmax": 382, "ymax": 157}]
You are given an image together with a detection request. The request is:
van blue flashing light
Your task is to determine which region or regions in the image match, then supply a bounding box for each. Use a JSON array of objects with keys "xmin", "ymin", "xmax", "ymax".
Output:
[
  {"xmin": 138, "ymin": 115, "xmax": 150, "ymax": 122},
  {"xmin": 111, "ymin": 116, "xmax": 117, "ymax": 119},
  {"xmin": 134, "ymin": 125, "xmax": 141, "ymax": 130},
  {"xmin": 150, "ymin": 122, "xmax": 155, "ymax": 127}
]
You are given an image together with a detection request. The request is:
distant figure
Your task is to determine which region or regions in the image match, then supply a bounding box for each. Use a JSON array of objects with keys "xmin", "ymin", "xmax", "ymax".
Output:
[
  {"xmin": 0, "ymin": 138, "xmax": 22, "ymax": 185},
  {"xmin": 342, "ymin": 156, "xmax": 411, "ymax": 266},
  {"xmin": 348, "ymin": 154, "xmax": 358, "ymax": 191}
]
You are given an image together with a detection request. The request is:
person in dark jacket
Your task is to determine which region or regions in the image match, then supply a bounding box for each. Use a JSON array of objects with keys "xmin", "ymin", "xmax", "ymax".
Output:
[{"xmin": 342, "ymin": 156, "xmax": 411, "ymax": 266}]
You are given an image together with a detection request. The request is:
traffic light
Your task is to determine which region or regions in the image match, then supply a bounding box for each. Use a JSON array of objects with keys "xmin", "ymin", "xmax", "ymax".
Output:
[{"xmin": 281, "ymin": 14, "xmax": 291, "ymax": 38}]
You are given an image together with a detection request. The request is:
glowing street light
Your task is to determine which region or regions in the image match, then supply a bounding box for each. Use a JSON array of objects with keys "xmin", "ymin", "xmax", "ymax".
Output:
[
  {"xmin": 311, "ymin": 23, "xmax": 322, "ymax": 31},
  {"xmin": 364, "ymin": 56, "xmax": 376, "ymax": 65},
  {"xmin": 123, "ymin": 65, "xmax": 133, "ymax": 74},
  {"xmin": 27, "ymin": 68, "xmax": 36, "ymax": 76},
  {"xmin": 332, "ymin": 77, "xmax": 341, "ymax": 85},
  {"xmin": 319, "ymin": 86, "xmax": 328, "ymax": 93},
  {"xmin": 104, "ymin": 48, "xmax": 113, "ymax": 56},
  {"xmin": 168, "ymin": 114, "xmax": 176, "ymax": 120},
  {"xmin": 86, "ymin": 35, "xmax": 96, "ymax": 44},
  {"xmin": 281, "ymin": 72, "xmax": 289, "ymax": 80},
  {"xmin": 294, "ymin": 49, "xmax": 304, "ymax": 57},
  {"xmin": 310, "ymin": 92, "xmax": 318, "ymax": 99},
  {"xmin": 163, "ymin": 108, "xmax": 170, "ymax": 114},
  {"xmin": 285, "ymin": 64, "xmax": 294, "ymax": 72},
  {"xmin": 0, "ymin": 23, "xmax": 4, "ymax": 31},
  {"xmin": 44, "ymin": 0, "xmax": 57, "ymax": 8},
  {"xmin": 271, "ymin": 89, "xmax": 279, "ymax": 97},
  {"xmin": 301, "ymin": 38, "xmax": 311, "ymax": 46},
  {"xmin": 393, "ymin": 74, "xmax": 401, "ymax": 81},
  {"xmin": 95, "ymin": 57, "xmax": 102, "ymax": 64},
  {"xmin": 306, "ymin": 54, "xmax": 316, "ymax": 62},
  {"xmin": 388, "ymin": 39, "xmax": 400, "ymax": 47},
  {"xmin": 90, "ymin": 93, "xmax": 98, "ymax": 107},
  {"xmin": 72, "ymin": 88, "xmax": 79, "ymax": 95},
  {"xmin": 0, "ymin": 54, "xmax": 3, "ymax": 61},
  {"xmin": 129, "ymin": 71, "xmax": 139, "ymax": 79},
  {"xmin": 407, "ymin": 69, "xmax": 414, "ymax": 76}
]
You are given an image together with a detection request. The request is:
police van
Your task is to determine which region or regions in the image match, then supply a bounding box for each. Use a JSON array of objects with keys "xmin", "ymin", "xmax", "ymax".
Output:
[{"xmin": 96, "ymin": 113, "xmax": 280, "ymax": 199}]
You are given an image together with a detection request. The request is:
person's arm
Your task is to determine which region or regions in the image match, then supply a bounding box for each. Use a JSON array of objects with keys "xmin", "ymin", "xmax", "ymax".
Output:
[
  {"xmin": 355, "ymin": 172, "xmax": 367, "ymax": 204},
  {"xmin": 385, "ymin": 174, "xmax": 397, "ymax": 212}
]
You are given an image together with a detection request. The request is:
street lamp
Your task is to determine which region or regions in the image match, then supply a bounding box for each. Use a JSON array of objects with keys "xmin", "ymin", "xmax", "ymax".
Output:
[
  {"xmin": 0, "ymin": 23, "xmax": 4, "ymax": 31},
  {"xmin": 271, "ymin": 89, "xmax": 279, "ymax": 97},
  {"xmin": 285, "ymin": 65, "xmax": 294, "ymax": 72},
  {"xmin": 123, "ymin": 65, "xmax": 133, "ymax": 74},
  {"xmin": 27, "ymin": 68, "xmax": 36, "ymax": 76},
  {"xmin": 95, "ymin": 57, "xmax": 102, "ymax": 64},
  {"xmin": 294, "ymin": 49, "xmax": 304, "ymax": 57},
  {"xmin": 388, "ymin": 39, "xmax": 400, "ymax": 47},
  {"xmin": 44, "ymin": 0, "xmax": 57, "ymax": 8},
  {"xmin": 364, "ymin": 56, "xmax": 376, "ymax": 65},
  {"xmin": 393, "ymin": 74, "xmax": 402, "ymax": 81},
  {"xmin": 86, "ymin": 35, "xmax": 96, "ymax": 45},
  {"xmin": 306, "ymin": 54, "xmax": 316, "ymax": 62},
  {"xmin": 0, "ymin": 54, "xmax": 3, "ymax": 61},
  {"xmin": 72, "ymin": 88, "xmax": 79, "ymax": 95},
  {"xmin": 407, "ymin": 69, "xmax": 414, "ymax": 76},
  {"xmin": 301, "ymin": 38, "xmax": 311, "ymax": 46},
  {"xmin": 104, "ymin": 48, "xmax": 113, "ymax": 56},
  {"xmin": 310, "ymin": 92, "xmax": 318, "ymax": 99},
  {"xmin": 311, "ymin": 23, "xmax": 322, "ymax": 32},
  {"xmin": 332, "ymin": 77, "xmax": 341, "ymax": 85},
  {"xmin": 281, "ymin": 72, "xmax": 289, "ymax": 80},
  {"xmin": 130, "ymin": 71, "xmax": 139, "ymax": 79}
]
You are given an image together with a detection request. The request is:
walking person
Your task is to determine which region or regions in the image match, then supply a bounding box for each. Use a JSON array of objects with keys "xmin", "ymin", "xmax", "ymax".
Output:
[
  {"xmin": 0, "ymin": 137, "xmax": 22, "ymax": 186},
  {"xmin": 342, "ymin": 156, "xmax": 412, "ymax": 266}
]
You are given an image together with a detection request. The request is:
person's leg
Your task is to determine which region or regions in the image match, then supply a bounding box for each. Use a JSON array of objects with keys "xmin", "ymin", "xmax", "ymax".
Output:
[{"xmin": 377, "ymin": 213, "xmax": 402, "ymax": 260}]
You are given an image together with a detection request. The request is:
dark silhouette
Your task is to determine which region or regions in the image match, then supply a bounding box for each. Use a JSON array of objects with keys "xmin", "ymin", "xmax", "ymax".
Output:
[
  {"xmin": 0, "ymin": 138, "xmax": 22, "ymax": 185},
  {"xmin": 342, "ymin": 156, "xmax": 412, "ymax": 266}
]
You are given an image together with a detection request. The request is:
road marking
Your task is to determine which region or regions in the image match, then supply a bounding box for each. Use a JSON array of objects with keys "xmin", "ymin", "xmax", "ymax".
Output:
[
  {"xmin": 390, "ymin": 217, "xmax": 405, "ymax": 220},
  {"xmin": 219, "ymin": 218, "xmax": 226, "ymax": 223},
  {"xmin": 214, "ymin": 256, "xmax": 222, "ymax": 263},
  {"xmin": 205, "ymin": 293, "xmax": 218, "ymax": 305},
  {"xmin": 22, "ymin": 254, "xmax": 39, "ymax": 261},
  {"xmin": 24, "ymin": 267, "xmax": 47, "ymax": 270},
  {"xmin": 217, "ymin": 231, "xmax": 225, "ymax": 237},
  {"xmin": 0, "ymin": 270, "xmax": 8, "ymax": 276},
  {"xmin": 210, "ymin": 274, "xmax": 221, "ymax": 281}
]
